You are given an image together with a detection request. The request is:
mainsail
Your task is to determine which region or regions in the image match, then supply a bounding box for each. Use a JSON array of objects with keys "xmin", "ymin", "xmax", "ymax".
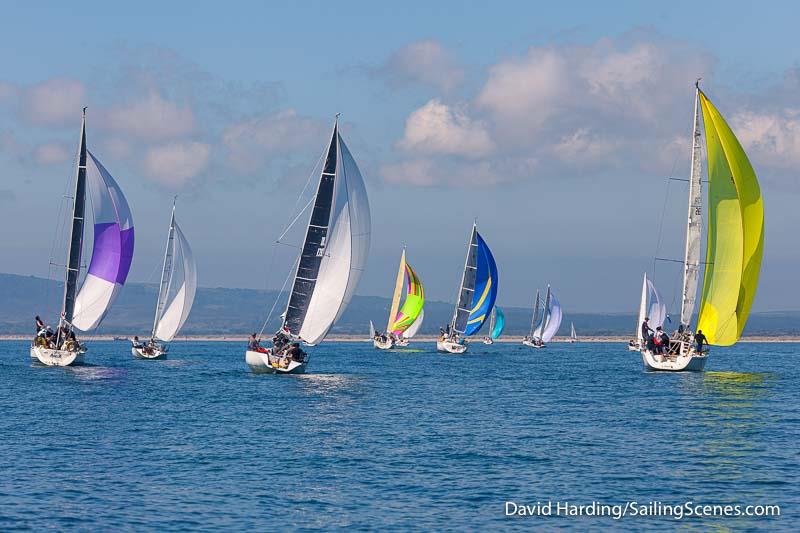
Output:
[
  {"xmin": 695, "ymin": 91, "xmax": 764, "ymax": 345},
  {"xmin": 451, "ymin": 224, "xmax": 498, "ymax": 336},
  {"xmin": 282, "ymin": 119, "xmax": 371, "ymax": 345},
  {"xmin": 680, "ymin": 86, "xmax": 704, "ymax": 328},
  {"xmin": 71, "ymin": 150, "xmax": 134, "ymax": 330},
  {"xmin": 390, "ymin": 258, "xmax": 424, "ymax": 335},
  {"xmin": 152, "ymin": 206, "xmax": 197, "ymax": 342},
  {"xmin": 61, "ymin": 112, "xmax": 88, "ymax": 326}
]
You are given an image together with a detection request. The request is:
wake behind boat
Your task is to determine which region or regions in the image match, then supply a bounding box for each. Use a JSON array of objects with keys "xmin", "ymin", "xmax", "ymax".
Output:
[
  {"xmin": 246, "ymin": 116, "xmax": 371, "ymax": 374},
  {"xmin": 31, "ymin": 109, "xmax": 134, "ymax": 366},
  {"xmin": 635, "ymin": 83, "xmax": 764, "ymax": 371},
  {"xmin": 370, "ymin": 248, "xmax": 424, "ymax": 350},
  {"xmin": 438, "ymin": 222, "xmax": 498, "ymax": 354},
  {"xmin": 131, "ymin": 200, "xmax": 197, "ymax": 360}
]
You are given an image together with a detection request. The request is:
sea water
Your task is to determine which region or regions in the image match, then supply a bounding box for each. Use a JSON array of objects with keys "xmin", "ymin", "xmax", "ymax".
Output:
[{"xmin": 0, "ymin": 341, "xmax": 796, "ymax": 530}]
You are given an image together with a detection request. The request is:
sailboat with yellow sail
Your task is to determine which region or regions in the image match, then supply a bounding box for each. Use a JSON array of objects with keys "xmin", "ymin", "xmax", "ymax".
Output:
[
  {"xmin": 638, "ymin": 82, "xmax": 764, "ymax": 371},
  {"xmin": 370, "ymin": 248, "xmax": 424, "ymax": 350}
]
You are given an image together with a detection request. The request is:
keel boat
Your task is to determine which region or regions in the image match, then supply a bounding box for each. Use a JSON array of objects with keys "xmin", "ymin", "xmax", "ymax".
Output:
[{"xmin": 370, "ymin": 248, "xmax": 424, "ymax": 350}]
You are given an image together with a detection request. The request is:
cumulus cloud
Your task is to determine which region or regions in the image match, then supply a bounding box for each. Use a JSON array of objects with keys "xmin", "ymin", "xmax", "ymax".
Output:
[
  {"xmin": 222, "ymin": 109, "xmax": 326, "ymax": 174},
  {"xmin": 372, "ymin": 40, "xmax": 465, "ymax": 92},
  {"xmin": 33, "ymin": 142, "xmax": 71, "ymax": 165},
  {"xmin": 23, "ymin": 79, "xmax": 86, "ymax": 125},
  {"xmin": 731, "ymin": 109, "xmax": 800, "ymax": 170},
  {"xmin": 0, "ymin": 81, "xmax": 17, "ymax": 104},
  {"xmin": 398, "ymin": 99, "xmax": 494, "ymax": 157},
  {"xmin": 101, "ymin": 91, "xmax": 194, "ymax": 140},
  {"xmin": 143, "ymin": 141, "xmax": 211, "ymax": 188}
]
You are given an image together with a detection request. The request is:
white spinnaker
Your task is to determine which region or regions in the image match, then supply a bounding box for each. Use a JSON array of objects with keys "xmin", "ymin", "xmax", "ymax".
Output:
[
  {"xmin": 298, "ymin": 134, "xmax": 371, "ymax": 344},
  {"xmin": 637, "ymin": 273, "xmax": 647, "ymax": 344},
  {"xmin": 155, "ymin": 221, "xmax": 197, "ymax": 342},
  {"xmin": 646, "ymin": 278, "xmax": 667, "ymax": 330},
  {"xmin": 369, "ymin": 320, "xmax": 376, "ymax": 338},
  {"xmin": 541, "ymin": 292, "xmax": 563, "ymax": 342},
  {"xmin": 402, "ymin": 309, "xmax": 424, "ymax": 339},
  {"xmin": 73, "ymin": 152, "xmax": 134, "ymax": 331}
]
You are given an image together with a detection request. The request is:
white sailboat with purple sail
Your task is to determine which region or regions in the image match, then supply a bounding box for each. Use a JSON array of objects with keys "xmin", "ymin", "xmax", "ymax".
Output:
[
  {"xmin": 31, "ymin": 109, "xmax": 135, "ymax": 366},
  {"xmin": 246, "ymin": 116, "xmax": 371, "ymax": 374},
  {"xmin": 132, "ymin": 201, "xmax": 197, "ymax": 359}
]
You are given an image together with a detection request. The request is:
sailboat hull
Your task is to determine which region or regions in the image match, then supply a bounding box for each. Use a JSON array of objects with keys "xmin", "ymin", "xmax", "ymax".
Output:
[
  {"xmin": 132, "ymin": 346, "xmax": 167, "ymax": 360},
  {"xmin": 522, "ymin": 340, "xmax": 545, "ymax": 348},
  {"xmin": 394, "ymin": 337, "xmax": 409, "ymax": 347},
  {"xmin": 245, "ymin": 350, "xmax": 307, "ymax": 374},
  {"xmin": 640, "ymin": 345, "xmax": 708, "ymax": 372},
  {"xmin": 436, "ymin": 339, "xmax": 467, "ymax": 354},
  {"xmin": 30, "ymin": 345, "xmax": 86, "ymax": 366},
  {"xmin": 482, "ymin": 337, "xmax": 494, "ymax": 345},
  {"xmin": 373, "ymin": 338, "xmax": 394, "ymax": 350}
]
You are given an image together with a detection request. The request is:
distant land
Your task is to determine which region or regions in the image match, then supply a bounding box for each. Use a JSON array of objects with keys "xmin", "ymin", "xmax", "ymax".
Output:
[{"xmin": 1, "ymin": 273, "xmax": 798, "ymax": 337}]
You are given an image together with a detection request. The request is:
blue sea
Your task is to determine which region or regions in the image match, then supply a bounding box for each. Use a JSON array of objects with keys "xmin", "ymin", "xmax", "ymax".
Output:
[{"xmin": 0, "ymin": 340, "xmax": 797, "ymax": 531}]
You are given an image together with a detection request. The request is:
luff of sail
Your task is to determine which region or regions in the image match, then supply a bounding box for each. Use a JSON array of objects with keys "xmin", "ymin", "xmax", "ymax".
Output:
[
  {"xmin": 390, "ymin": 260, "xmax": 424, "ymax": 334},
  {"xmin": 72, "ymin": 151, "xmax": 135, "ymax": 331},
  {"xmin": 282, "ymin": 119, "xmax": 371, "ymax": 345},
  {"xmin": 696, "ymin": 92, "xmax": 764, "ymax": 345},
  {"xmin": 680, "ymin": 87, "xmax": 703, "ymax": 327},
  {"xmin": 154, "ymin": 217, "xmax": 197, "ymax": 342},
  {"xmin": 62, "ymin": 111, "xmax": 88, "ymax": 325}
]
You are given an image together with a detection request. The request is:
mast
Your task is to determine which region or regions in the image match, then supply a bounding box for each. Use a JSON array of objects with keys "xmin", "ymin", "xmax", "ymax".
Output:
[
  {"xmin": 529, "ymin": 289, "xmax": 540, "ymax": 338},
  {"xmin": 386, "ymin": 248, "xmax": 406, "ymax": 332},
  {"xmin": 451, "ymin": 222, "xmax": 478, "ymax": 333},
  {"xmin": 151, "ymin": 199, "xmax": 177, "ymax": 341},
  {"xmin": 680, "ymin": 81, "xmax": 703, "ymax": 329},
  {"xmin": 61, "ymin": 108, "xmax": 88, "ymax": 330}
]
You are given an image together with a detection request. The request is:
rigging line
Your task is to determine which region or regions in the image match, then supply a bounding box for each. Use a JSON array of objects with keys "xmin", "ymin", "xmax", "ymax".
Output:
[
  {"xmin": 276, "ymin": 194, "xmax": 316, "ymax": 243},
  {"xmin": 258, "ymin": 252, "xmax": 298, "ymax": 339},
  {"xmin": 651, "ymin": 177, "xmax": 673, "ymax": 283}
]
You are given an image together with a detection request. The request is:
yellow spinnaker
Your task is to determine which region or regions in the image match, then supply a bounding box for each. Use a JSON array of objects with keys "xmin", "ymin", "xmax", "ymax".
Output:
[{"xmin": 696, "ymin": 92, "xmax": 764, "ymax": 345}]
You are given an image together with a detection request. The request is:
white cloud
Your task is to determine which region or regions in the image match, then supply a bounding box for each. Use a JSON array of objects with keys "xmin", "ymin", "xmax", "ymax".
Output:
[
  {"xmin": 398, "ymin": 99, "xmax": 494, "ymax": 157},
  {"xmin": 33, "ymin": 142, "xmax": 71, "ymax": 165},
  {"xmin": 143, "ymin": 141, "xmax": 211, "ymax": 188},
  {"xmin": 0, "ymin": 81, "xmax": 17, "ymax": 104},
  {"xmin": 375, "ymin": 40, "xmax": 464, "ymax": 92},
  {"xmin": 23, "ymin": 79, "xmax": 86, "ymax": 125},
  {"xmin": 102, "ymin": 92, "xmax": 194, "ymax": 140},
  {"xmin": 731, "ymin": 109, "xmax": 800, "ymax": 170},
  {"xmin": 222, "ymin": 109, "xmax": 325, "ymax": 173}
]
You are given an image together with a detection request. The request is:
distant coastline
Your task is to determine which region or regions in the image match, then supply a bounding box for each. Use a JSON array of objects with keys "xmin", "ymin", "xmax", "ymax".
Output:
[{"xmin": 2, "ymin": 335, "xmax": 799, "ymax": 343}]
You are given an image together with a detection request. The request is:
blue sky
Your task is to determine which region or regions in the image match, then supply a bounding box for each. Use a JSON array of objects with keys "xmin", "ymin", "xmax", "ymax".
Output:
[{"xmin": 1, "ymin": 1, "xmax": 798, "ymax": 313}]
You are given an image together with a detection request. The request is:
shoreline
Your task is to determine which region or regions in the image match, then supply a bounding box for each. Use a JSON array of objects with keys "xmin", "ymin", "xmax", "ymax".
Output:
[{"xmin": 2, "ymin": 335, "xmax": 799, "ymax": 343}]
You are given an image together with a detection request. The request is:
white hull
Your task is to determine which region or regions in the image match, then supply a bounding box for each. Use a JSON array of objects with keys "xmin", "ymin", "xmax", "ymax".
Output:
[
  {"xmin": 30, "ymin": 345, "xmax": 86, "ymax": 367},
  {"xmin": 373, "ymin": 338, "xmax": 394, "ymax": 350},
  {"xmin": 394, "ymin": 338, "xmax": 409, "ymax": 347},
  {"xmin": 132, "ymin": 346, "xmax": 167, "ymax": 360},
  {"xmin": 436, "ymin": 339, "xmax": 467, "ymax": 354},
  {"xmin": 482, "ymin": 337, "xmax": 494, "ymax": 345},
  {"xmin": 245, "ymin": 350, "xmax": 307, "ymax": 374},
  {"xmin": 627, "ymin": 343, "xmax": 641, "ymax": 352},
  {"xmin": 522, "ymin": 339, "xmax": 545, "ymax": 348},
  {"xmin": 640, "ymin": 342, "xmax": 708, "ymax": 372}
]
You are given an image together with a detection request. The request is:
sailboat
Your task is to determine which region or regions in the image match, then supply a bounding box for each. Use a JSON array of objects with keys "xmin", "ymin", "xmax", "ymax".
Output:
[
  {"xmin": 482, "ymin": 307, "xmax": 505, "ymax": 344},
  {"xmin": 637, "ymin": 82, "xmax": 764, "ymax": 371},
  {"xmin": 569, "ymin": 322, "xmax": 577, "ymax": 343},
  {"xmin": 522, "ymin": 285, "xmax": 562, "ymax": 348},
  {"xmin": 246, "ymin": 116, "xmax": 371, "ymax": 374},
  {"xmin": 629, "ymin": 273, "xmax": 667, "ymax": 351},
  {"xmin": 30, "ymin": 109, "xmax": 135, "ymax": 366},
  {"xmin": 370, "ymin": 249, "xmax": 424, "ymax": 350},
  {"xmin": 131, "ymin": 201, "xmax": 197, "ymax": 359},
  {"xmin": 437, "ymin": 222, "xmax": 498, "ymax": 354}
]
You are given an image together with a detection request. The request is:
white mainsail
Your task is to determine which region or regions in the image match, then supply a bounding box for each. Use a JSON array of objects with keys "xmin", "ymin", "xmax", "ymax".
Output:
[
  {"xmin": 153, "ymin": 208, "xmax": 197, "ymax": 343},
  {"xmin": 637, "ymin": 273, "xmax": 647, "ymax": 344},
  {"xmin": 680, "ymin": 86, "xmax": 703, "ymax": 328},
  {"xmin": 282, "ymin": 119, "xmax": 371, "ymax": 345},
  {"xmin": 570, "ymin": 322, "xmax": 577, "ymax": 340}
]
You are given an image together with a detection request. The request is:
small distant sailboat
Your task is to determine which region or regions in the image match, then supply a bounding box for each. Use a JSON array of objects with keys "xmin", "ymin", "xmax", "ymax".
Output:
[
  {"xmin": 30, "ymin": 109, "xmax": 135, "ymax": 366},
  {"xmin": 132, "ymin": 201, "xmax": 197, "ymax": 359},
  {"xmin": 438, "ymin": 222, "xmax": 498, "ymax": 354},
  {"xmin": 482, "ymin": 307, "xmax": 505, "ymax": 344},
  {"xmin": 522, "ymin": 285, "xmax": 562, "ymax": 348},
  {"xmin": 569, "ymin": 322, "xmax": 577, "ymax": 343},
  {"xmin": 246, "ymin": 116, "xmax": 370, "ymax": 374},
  {"xmin": 636, "ymin": 83, "xmax": 764, "ymax": 371},
  {"xmin": 370, "ymin": 248, "xmax": 424, "ymax": 350}
]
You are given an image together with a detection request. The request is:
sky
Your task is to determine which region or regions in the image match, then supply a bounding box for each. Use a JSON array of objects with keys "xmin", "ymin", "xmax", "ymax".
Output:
[{"xmin": 1, "ymin": 0, "xmax": 799, "ymax": 313}]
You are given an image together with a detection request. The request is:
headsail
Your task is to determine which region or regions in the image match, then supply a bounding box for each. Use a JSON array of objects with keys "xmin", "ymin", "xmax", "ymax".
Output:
[
  {"xmin": 153, "ymin": 214, "xmax": 197, "ymax": 342},
  {"xmin": 646, "ymin": 276, "xmax": 667, "ymax": 331},
  {"xmin": 390, "ymin": 259, "xmax": 424, "ymax": 335},
  {"xmin": 72, "ymin": 151, "xmax": 134, "ymax": 331},
  {"xmin": 541, "ymin": 291, "xmax": 562, "ymax": 342},
  {"xmin": 282, "ymin": 119, "xmax": 371, "ymax": 344},
  {"xmin": 696, "ymin": 91, "xmax": 764, "ymax": 345},
  {"xmin": 637, "ymin": 273, "xmax": 647, "ymax": 344},
  {"xmin": 491, "ymin": 307, "xmax": 505, "ymax": 339}
]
